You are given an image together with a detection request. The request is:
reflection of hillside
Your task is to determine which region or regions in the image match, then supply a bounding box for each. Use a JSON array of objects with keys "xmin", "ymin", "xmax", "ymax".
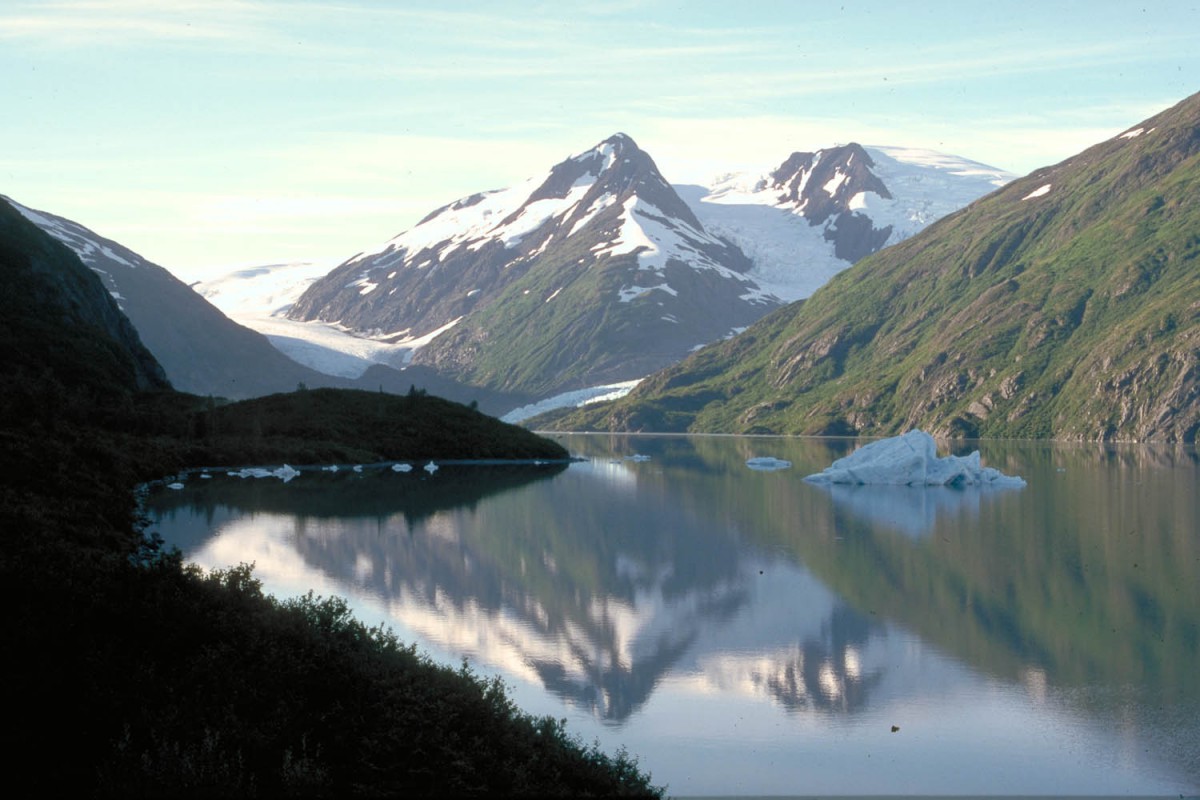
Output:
[
  {"xmin": 615, "ymin": 437, "xmax": 1200, "ymax": 698},
  {"xmin": 565, "ymin": 436, "xmax": 1200, "ymax": 784},
  {"xmin": 148, "ymin": 462, "xmax": 567, "ymax": 527},
  {"xmin": 155, "ymin": 452, "xmax": 905, "ymax": 724}
]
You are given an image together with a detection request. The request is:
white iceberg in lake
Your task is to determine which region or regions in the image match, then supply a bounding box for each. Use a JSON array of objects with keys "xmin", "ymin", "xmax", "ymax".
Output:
[
  {"xmin": 804, "ymin": 430, "xmax": 1025, "ymax": 487},
  {"xmin": 167, "ymin": 482, "xmax": 185, "ymax": 490},
  {"xmin": 391, "ymin": 462, "xmax": 413, "ymax": 473},
  {"xmin": 746, "ymin": 456, "xmax": 792, "ymax": 472},
  {"xmin": 424, "ymin": 461, "xmax": 439, "ymax": 474}
]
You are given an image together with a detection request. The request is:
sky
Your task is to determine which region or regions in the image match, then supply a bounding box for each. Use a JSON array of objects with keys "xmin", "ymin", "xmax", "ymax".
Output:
[{"xmin": 2, "ymin": 0, "xmax": 1197, "ymax": 280}]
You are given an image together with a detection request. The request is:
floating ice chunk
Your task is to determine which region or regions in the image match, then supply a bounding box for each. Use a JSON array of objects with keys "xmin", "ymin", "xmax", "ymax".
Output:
[
  {"xmin": 167, "ymin": 482, "xmax": 185, "ymax": 490},
  {"xmin": 274, "ymin": 464, "xmax": 300, "ymax": 483},
  {"xmin": 392, "ymin": 462, "xmax": 413, "ymax": 473},
  {"xmin": 746, "ymin": 456, "xmax": 792, "ymax": 471},
  {"xmin": 804, "ymin": 430, "xmax": 1025, "ymax": 487},
  {"xmin": 353, "ymin": 464, "xmax": 363, "ymax": 473},
  {"xmin": 232, "ymin": 467, "xmax": 273, "ymax": 479},
  {"xmin": 199, "ymin": 473, "xmax": 212, "ymax": 479},
  {"xmin": 228, "ymin": 464, "xmax": 300, "ymax": 483},
  {"xmin": 424, "ymin": 461, "xmax": 439, "ymax": 474}
]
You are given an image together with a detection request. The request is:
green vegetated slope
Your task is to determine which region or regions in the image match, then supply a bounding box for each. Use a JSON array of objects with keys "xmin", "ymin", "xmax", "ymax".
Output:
[
  {"xmin": 548, "ymin": 92, "xmax": 1200, "ymax": 441},
  {"xmin": 0, "ymin": 200, "xmax": 657, "ymax": 796}
]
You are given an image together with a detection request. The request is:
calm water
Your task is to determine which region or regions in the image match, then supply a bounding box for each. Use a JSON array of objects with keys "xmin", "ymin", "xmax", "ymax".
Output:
[{"xmin": 145, "ymin": 435, "xmax": 1200, "ymax": 797}]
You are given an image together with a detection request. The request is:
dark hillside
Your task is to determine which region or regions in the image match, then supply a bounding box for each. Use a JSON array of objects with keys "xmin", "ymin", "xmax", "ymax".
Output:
[
  {"xmin": 0, "ymin": 209, "xmax": 657, "ymax": 796},
  {"xmin": 0, "ymin": 200, "xmax": 169, "ymax": 393}
]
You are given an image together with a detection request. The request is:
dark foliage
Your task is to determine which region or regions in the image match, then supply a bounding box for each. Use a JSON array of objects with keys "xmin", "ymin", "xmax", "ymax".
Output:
[{"xmin": 0, "ymin": 213, "xmax": 659, "ymax": 796}]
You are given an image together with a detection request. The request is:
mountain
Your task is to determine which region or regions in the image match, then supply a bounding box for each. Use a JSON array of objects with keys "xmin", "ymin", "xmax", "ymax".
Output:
[
  {"xmin": 288, "ymin": 134, "xmax": 772, "ymax": 398},
  {"xmin": 679, "ymin": 144, "xmax": 1013, "ymax": 301},
  {"xmin": 0, "ymin": 199, "xmax": 169, "ymax": 395},
  {"xmin": 287, "ymin": 135, "xmax": 1009, "ymax": 404},
  {"xmin": 2, "ymin": 197, "xmax": 527, "ymax": 413},
  {"xmin": 544, "ymin": 93, "xmax": 1200, "ymax": 443},
  {"xmin": 3, "ymin": 195, "xmax": 338, "ymax": 399}
]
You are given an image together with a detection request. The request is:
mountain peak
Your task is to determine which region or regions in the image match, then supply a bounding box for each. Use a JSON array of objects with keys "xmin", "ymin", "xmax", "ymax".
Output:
[{"xmin": 768, "ymin": 142, "xmax": 892, "ymax": 222}]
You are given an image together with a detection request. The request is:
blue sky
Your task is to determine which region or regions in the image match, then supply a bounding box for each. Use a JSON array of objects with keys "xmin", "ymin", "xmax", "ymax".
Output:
[{"xmin": 2, "ymin": 0, "xmax": 1196, "ymax": 278}]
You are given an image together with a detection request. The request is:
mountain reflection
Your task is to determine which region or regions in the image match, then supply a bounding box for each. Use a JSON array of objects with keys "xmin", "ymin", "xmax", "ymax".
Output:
[
  {"xmin": 698, "ymin": 604, "xmax": 884, "ymax": 714},
  {"xmin": 149, "ymin": 456, "xmax": 898, "ymax": 723},
  {"xmin": 146, "ymin": 437, "xmax": 1200, "ymax": 792}
]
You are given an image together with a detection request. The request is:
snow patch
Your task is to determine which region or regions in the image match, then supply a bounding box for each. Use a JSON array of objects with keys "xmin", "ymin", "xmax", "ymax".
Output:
[
  {"xmin": 1022, "ymin": 183, "xmax": 1052, "ymax": 201},
  {"xmin": 822, "ymin": 170, "xmax": 849, "ymax": 197},
  {"xmin": 501, "ymin": 379, "xmax": 642, "ymax": 423}
]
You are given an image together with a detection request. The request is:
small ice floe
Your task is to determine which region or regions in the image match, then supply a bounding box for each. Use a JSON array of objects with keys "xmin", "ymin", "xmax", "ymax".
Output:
[
  {"xmin": 424, "ymin": 461, "xmax": 439, "ymax": 474},
  {"xmin": 804, "ymin": 430, "xmax": 1025, "ymax": 487},
  {"xmin": 353, "ymin": 464, "xmax": 363, "ymax": 473},
  {"xmin": 199, "ymin": 473, "xmax": 212, "ymax": 480},
  {"xmin": 746, "ymin": 456, "xmax": 792, "ymax": 472},
  {"xmin": 392, "ymin": 462, "xmax": 413, "ymax": 473},
  {"xmin": 167, "ymin": 482, "xmax": 185, "ymax": 490},
  {"xmin": 229, "ymin": 464, "xmax": 301, "ymax": 483},
  {"xmin": 323, "ymin": 465, "xmax": 339, "ymax": 472}
]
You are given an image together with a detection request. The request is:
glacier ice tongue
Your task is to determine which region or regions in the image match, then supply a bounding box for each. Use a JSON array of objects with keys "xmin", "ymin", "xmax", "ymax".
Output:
[{"xmin": 803, "ymin": 430, "xmax": 1025, "ymax": 487}]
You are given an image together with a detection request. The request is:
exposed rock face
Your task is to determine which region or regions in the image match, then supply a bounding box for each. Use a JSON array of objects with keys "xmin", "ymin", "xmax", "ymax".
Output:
[{"xmin": 768, "ymin": 143, "xmax": 895, "ymax": 262}]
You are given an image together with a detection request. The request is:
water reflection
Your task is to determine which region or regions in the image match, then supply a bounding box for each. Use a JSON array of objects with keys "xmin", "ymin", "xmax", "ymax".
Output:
[
  {"xmin": 145, "ymin": 437, "xmax": 1200, "ymax": 795},
  {"xmin": 816, "ymin": 482, "xmax": 1022, "ymax": 538}
]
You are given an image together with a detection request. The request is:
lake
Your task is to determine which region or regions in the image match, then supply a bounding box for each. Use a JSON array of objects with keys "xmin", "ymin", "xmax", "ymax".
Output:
[{"xmin": 145, "ymin": 434, "xmax": 1200, "ymax": 797}]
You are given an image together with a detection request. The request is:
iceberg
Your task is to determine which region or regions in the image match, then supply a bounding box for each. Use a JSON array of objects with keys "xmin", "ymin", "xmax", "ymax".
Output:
[
  {"xmin": 391, "ymin": 462, "xmax": 413, "ymax": 473},
  {"xmin": 803, "ymin": 430, "xmax": 1025, "ymax": 487}
]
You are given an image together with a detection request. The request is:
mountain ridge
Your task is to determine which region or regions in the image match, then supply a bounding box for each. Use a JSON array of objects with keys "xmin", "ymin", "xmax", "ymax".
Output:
[
  {"xmin": 288, "ymin": 133, "xmax": 769, "ymax": 397},
  {"xmin": 3, "ymin": 196, "xmax": 529, "ymax": 413},
  {"xmin": 540, "ymin": 93, "xmax": 1200, "ymax": 442},
  {"xmin": 287, "ymin": 134, "xmax": 1010, "ymax": 402}
]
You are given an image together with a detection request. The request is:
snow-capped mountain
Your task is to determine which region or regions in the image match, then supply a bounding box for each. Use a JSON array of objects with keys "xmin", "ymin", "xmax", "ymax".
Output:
[
  {"xmin": 683, "ymin": 143, "xmax": 1015, "ymax": 302},
  {"xmin": 287, "ymin": 135, "xmax": 1011, "ymax": 402},
  {"xmin": 289, "ymin": 133, "xmax": 772, "ymax": 397}
]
